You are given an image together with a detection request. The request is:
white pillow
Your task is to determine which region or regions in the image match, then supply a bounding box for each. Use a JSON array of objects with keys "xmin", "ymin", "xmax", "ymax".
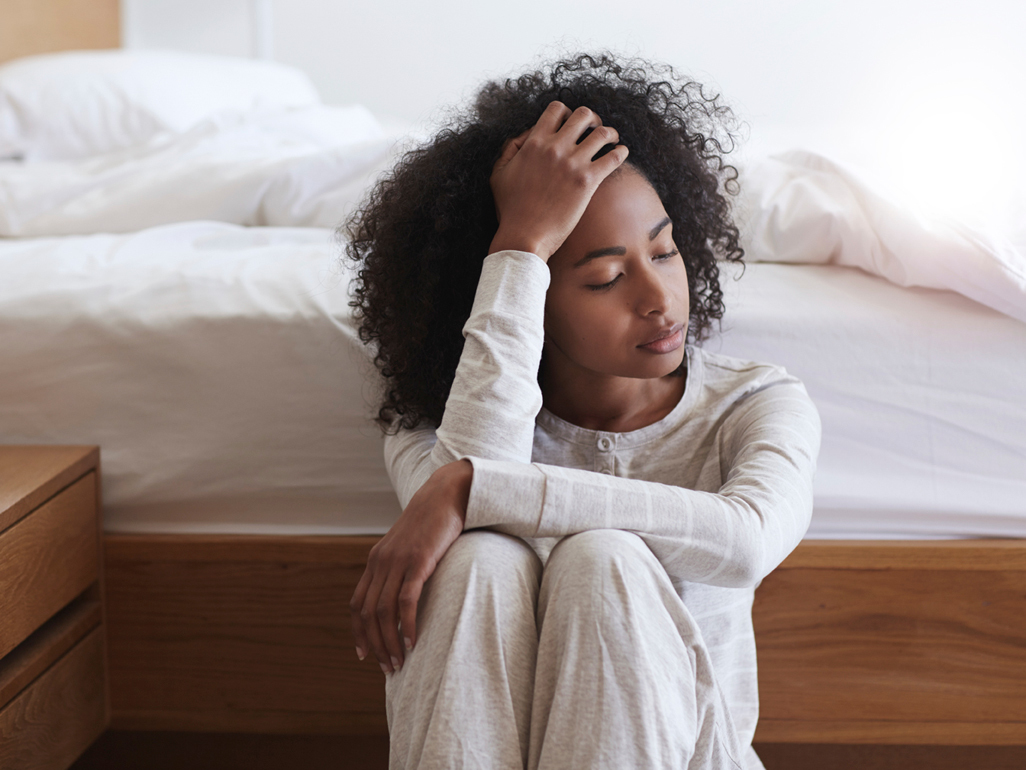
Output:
[{"xmin": 0, "ymin": 49, "xmax": 322, "ymax": 161}]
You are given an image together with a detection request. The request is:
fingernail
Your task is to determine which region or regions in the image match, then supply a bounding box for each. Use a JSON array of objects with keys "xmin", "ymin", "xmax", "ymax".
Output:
[
  {"xmin": 404, "ymin": 637, "xmax": 413, "ymax": 652},
  {"xmin": 380, "ymin": 662, "xmax": 390, "ymax": 675},
  {"xmin": 390, "ymin": 656, "xmax": 401, "ymax": 671},
  {"xmin": 355, "ymin": 646, "xmax": 365, "ymax": 661}
]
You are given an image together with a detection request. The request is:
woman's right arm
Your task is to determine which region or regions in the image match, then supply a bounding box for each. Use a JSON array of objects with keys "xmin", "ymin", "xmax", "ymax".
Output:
[
  {"xmin": 386, "ymin": 101, "xmax": 630, "ymax": 502},
  {"xmin": 384, "ymin": 249, "xmax": 550, "ymax": 507},
  {"xmin": 351, "ymin": 102, "xmax": 628, "ymax": 674}
]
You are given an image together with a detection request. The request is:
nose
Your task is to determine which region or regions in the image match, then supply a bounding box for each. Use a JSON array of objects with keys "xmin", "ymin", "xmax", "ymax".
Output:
[{"xmin": 633, "ymin": 262, "xmax": 673, "ymax": 317}]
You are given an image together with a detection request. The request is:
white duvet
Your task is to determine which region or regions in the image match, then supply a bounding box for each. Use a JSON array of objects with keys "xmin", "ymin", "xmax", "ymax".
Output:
[
  {"xmin": 0, "ymin": 104, "xmax": 401, "ymax": 235},
  {"xmin": 3, "ymin": 112, "xmax": 1023, "ymax": 325},
  {"xmin": 1, "ymin": 105, "xmax": 1024, "ymax": 537},
  {"xmin": 738, "ymin": 150, "xmax": 1026, "ymax": 324}
]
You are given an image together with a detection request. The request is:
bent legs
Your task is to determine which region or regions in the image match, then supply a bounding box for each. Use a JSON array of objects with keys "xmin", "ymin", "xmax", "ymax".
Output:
[
  {"xmin": 385, "ymin": 530, "xmax": 745, "ymax": 770},
  {"xmin": 385, "ymin": 531, "xmax": 542, "ymax": 770},
  {"xmin": 530, "ymin": 530, "xmax": 745, "ymax": 770}
]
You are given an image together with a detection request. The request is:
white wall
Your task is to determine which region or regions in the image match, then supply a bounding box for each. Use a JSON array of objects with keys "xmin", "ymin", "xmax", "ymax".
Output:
[{"xmin": 123, "ymin": 0, "xmax": 1026, "ymax": 229}]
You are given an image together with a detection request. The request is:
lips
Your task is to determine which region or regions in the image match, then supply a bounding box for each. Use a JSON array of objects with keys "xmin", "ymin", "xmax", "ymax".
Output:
[{"xmin": 638, "ymin": 324, "xmax": 685, "ymax": 354}]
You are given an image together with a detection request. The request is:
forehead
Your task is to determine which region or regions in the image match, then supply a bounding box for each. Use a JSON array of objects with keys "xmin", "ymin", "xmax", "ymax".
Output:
[
  {"xmin": 561, "ymin": 166, "xmax": 668, "ymax": 251},
  {"xmin": 547, "ymin": 166, "xmax": 669, "ymax": 274}
]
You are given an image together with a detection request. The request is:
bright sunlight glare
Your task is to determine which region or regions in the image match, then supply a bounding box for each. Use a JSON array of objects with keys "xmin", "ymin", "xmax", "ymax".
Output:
[{"xmin": 872, "ymin": 43, "xmax": 1026, "ymax": 233}]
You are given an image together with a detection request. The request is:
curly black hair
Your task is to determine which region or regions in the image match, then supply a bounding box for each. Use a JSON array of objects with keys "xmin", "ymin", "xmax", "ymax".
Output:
[{"xmin": 344, "ymin": 52, "xmax": 744, "ymax": 431}]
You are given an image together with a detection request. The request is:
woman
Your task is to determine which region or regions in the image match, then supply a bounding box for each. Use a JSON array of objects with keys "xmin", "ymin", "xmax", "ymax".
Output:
[{"xmin": 346, "ymin": 52, "xmax": 820, "ymax": 769}]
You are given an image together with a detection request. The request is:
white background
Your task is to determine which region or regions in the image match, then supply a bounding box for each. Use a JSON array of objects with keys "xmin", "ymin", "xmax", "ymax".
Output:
[{"xmin": 122, "ymin": 0, "xmax": 1026, "ymax": 230}]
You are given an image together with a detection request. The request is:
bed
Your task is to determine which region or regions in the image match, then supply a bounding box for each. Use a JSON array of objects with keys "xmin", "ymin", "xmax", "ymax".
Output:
[{"xmin": 2, "ymin": 6, "xmax": 1024, "ymax": 770}]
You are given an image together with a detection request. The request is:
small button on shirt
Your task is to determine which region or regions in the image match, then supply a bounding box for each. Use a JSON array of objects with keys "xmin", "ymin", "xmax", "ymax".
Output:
[{"xmin": 596, "ymin": 435, "xmax": 615, "ymax": 474}]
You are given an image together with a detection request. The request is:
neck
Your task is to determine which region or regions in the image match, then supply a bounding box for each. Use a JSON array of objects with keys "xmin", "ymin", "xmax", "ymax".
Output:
[{"xmin": 541, "ymin": 364, "xmax": 686, "ymax": 433}]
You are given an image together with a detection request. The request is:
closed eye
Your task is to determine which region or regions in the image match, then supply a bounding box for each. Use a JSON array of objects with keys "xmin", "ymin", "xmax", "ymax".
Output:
[
  {"xmin": 586, "ymin": 274, "xmax": 622, "ymax": 291},
  {"xmin": 655, "ymin": 249, "xmax": 680, "ymax": 261}
]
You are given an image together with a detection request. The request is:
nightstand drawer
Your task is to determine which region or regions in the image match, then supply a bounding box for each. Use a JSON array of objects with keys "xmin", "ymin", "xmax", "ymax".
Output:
[
  {"xmin": 0, "ymin": 473, "xmax": 99, "ymax": 659},
  {"xmin": 0, "ymin": 625, "xmax": 107, "ymax": 770}
]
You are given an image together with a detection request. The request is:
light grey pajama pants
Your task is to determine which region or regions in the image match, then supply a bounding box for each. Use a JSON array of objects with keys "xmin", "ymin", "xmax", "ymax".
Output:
[{"xmin": 385, "ymin": 529, "xmax": 751, "ymax": 770}]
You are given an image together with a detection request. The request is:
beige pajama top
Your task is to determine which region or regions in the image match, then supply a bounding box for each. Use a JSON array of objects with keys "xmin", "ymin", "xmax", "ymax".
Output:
[{"xmin": 384, "ymin": 250, "xmax": 822, "ymax": 752}]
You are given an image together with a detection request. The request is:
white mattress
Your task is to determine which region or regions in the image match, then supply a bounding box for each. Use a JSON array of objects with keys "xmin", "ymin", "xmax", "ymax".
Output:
[
  {"xmin": 712, "ymin": 261, "xmax": 1026, "ymax": 539},
  {"xmin": 0, "ymin": 222, "xmax": 401, "ymax": 534},
  {"xmin": 1, "ymin": 222, "xmax": 1023, "ymax": 539}
]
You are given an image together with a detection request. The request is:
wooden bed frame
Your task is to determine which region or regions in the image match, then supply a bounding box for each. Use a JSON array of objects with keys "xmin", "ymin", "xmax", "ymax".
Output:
[
  {"xmin": 99, "ymin": 533, "xmax": 1026, "ymax": 747},
  {"xmin": 5, "ymin": 6, "xmax": 1025, "ymax": 769}
]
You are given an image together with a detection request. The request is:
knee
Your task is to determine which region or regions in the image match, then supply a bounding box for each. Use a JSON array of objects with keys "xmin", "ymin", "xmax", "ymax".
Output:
[
  {"xmin": 542, "ymin": 530, "xmax": 659, "ymax": 609},
  {"xmin": 547, "ymin": 529, "xmax": 651, "ymax": 579},
  {"xmin": 432, "ymin": 530, "xmax": 542, "ymax": 596}
]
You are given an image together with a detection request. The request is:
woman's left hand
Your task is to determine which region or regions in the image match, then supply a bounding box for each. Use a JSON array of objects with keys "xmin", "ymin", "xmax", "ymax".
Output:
[{"xmin": 349, "ymin": 459, "xmax": 473, "ymax": 674}]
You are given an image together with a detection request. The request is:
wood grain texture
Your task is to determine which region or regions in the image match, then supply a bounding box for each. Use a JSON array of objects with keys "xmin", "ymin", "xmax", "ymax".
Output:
[
  {"xmin": 71, "ymin": 732, "xmax": 389, "ymax": 770},
  {"xmin": 0, "ymin": 627, "xmax": 108, "ymax": 770},
  {"xmin": 753, "ymin": 565, "xmax": 1026, "ymax": 744},
  {"xmin": 0, "ymin": 445, "xmax": 98, "ymax": 534},
  {"xmin": 754, "ymin": 742, "xmax": 1026, "ymax": 770},
  {"xmin": 0, "ymin": 595, "xmax": 102, "ymax": 709},
  {"xmin": 0, "ymin": 0, "xmax": 119, "ymax": 64},
  {"xmin": 103, "ymin": 533, "xmax": 1026, "ymax": 745},
  {"xmin": 104, "ymin": 534, "xmax": 381, "ymax": 565},
  {"xmin": 755, "ymin": 720, "xmax": 1026, "ymax": 745},
  {"xmin": 63, "ymin": 735, "xmax": 1026, "ymax": 770},
  {"xmin": 0, "ymin": 473, "xmax": 100, "ymax": 659},
  {"xmin": 776, "ymin": 539, "xmax": 1026, "ymax": 571},
  {"xmin": 104, "ymin": 534, "xmax": 387, "ymax": 735}
]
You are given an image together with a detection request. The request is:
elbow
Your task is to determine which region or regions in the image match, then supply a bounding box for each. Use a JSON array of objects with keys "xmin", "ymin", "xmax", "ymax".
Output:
[
  {"xmin": 719, "ymin": 497, "xmax": 776, "ymax": 588},
  {"xmin": 728, "ymin": 493, "xmax": 812, "ymax": 588},
  {"xmin": 727, "ymin": 542, "xmax": 765, "ymax": 588}
]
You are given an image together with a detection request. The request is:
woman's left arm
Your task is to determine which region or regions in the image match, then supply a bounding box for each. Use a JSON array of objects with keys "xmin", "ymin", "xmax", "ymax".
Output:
[{"xmin": 464, "ymin": 377, "xmax": 821, "ymax": 588}]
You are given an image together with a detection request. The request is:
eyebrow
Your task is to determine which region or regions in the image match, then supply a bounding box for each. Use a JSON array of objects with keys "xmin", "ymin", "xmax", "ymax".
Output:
[{"xmin": 573, "ymin": 216, "xmax": 673, "ymax": 268}]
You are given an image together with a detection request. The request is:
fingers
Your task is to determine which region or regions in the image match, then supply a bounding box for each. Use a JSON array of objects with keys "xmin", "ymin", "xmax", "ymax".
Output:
[
  {"xmin": 398, "ymin": 571, "xmax": 427, "ymax": 651},
  {"xmin": 509, "ymin": 102, "xmax": 624, "ymax": 169},
  {"xmin": 539, "ymin": 104, "xmax": 626, "ymax": 171},
  {"xmin": 376, "ymin": 568, "xmax": 406, "ymax": 672},
  {"xmin": 359, "ymin": 565, "xmax": 391, "ymax": 674},
  {"xmin": 591, "ymin": 142, "xmax": 630, "ymax": 178},
  {"xmin": 557, "ymin": 105, "xmax": 602, "ymax": 142},
  {"xmin": 349, "ymin": 551, "xmax": 429, "ymax": 675},
  {"xmin": 533, "ymin": 100, "xmax": 573, "ymax": 133},
  {"xmin": 349, "ymin": 567, "xmax": 371, "ymax": 662},
  {"xmin": 577, "ymin": 124, "xmax": 620, "ymax": 159},
  {"xmin": 494, "ymin": 127, "xmax": 532, "ymax": 170}
]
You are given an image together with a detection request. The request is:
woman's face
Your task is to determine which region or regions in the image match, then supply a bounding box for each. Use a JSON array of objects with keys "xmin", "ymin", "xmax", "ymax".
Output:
[{"xmin": 543, "ymin": 166, "xmax": 690, "ymax": 383}]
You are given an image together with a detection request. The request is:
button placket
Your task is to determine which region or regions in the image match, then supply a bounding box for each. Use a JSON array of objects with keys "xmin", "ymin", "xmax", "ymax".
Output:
[{"xmin": 596, "ymin": 435, "xmax": 615, "ymax": 475}]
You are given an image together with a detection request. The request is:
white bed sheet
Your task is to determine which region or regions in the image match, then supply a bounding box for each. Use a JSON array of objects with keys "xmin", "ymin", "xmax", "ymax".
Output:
[
  {"xmin": 712, "ymin": 261, "xmax": 1026, "ymax": 539},
  {"xmin": 0, "ymin": 222, "xmax": 400, "ymax": 534},
  {"xmin": 1, "ymin": 101, "xmax": 1023, "ymax": 541},
  {"xmin": 1, "ymin": 221, "xmax": 1023, "ymax": 539}
]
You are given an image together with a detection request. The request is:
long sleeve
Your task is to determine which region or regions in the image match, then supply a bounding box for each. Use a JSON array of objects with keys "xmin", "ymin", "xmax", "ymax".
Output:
[
  {"xmin": 382, "ymin": 246, "xmax": 821, "ymax": 589},
  {"xmin": 464, "ymin": 378, "xmax": 821, "ymax": 588},
  {"xmin": 383, "ymin": 250, "xmax": 549, "ymax": 508}
]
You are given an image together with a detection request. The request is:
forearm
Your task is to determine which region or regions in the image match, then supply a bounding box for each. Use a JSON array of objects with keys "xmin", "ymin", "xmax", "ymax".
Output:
[
  {"xmin": 433, "ymin": 250, "xmax": 548, "ymax": 464},
  {"xmin": 384, "ymin": 250, "xmax": 549, "ymax": 508},
  {"xmin": 465, "ymin": 381, "xmax": 821, "ymax": 587},
  {"xmin": 465, "ymin": 459, "xmax": 810, "ymax": 587}
]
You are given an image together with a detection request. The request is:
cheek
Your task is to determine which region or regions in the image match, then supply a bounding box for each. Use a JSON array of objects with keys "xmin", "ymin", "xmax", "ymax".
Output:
[
  {"xmin": 673, "ymin": 264, "xmax": 691, "ymax": 313},
  {"xmin": 545, "ymin": 293, "xmax": 618, "ymax": 352}
]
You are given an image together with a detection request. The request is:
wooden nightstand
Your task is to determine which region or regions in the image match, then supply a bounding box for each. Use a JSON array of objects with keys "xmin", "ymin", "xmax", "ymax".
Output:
[{"xmin": 0, "ymin": 446, "xmax": 108, "ymax": 769}]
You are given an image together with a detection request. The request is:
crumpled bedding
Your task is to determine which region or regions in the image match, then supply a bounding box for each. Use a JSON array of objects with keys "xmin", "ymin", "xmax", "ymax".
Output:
[
  {"xmin": 6, "ymin": 124, "xmax": 1022, "ymax": 326},
  {"xmin": 738, "ymin": 150, "xmax": 1026, "ymax": 323},
  {"xmin": 0, "ymin": 104, "xmax": 403, "ymax": 236},
  {"xmin": 1, "ymin": 108, "xmax": 1023, "ymax": 537}
]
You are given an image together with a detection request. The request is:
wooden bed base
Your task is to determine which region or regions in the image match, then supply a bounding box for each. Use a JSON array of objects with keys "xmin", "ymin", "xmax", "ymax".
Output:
[{"xmin": 101, "ymin": 533, "xmax": 1026, "ymax": 749}]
